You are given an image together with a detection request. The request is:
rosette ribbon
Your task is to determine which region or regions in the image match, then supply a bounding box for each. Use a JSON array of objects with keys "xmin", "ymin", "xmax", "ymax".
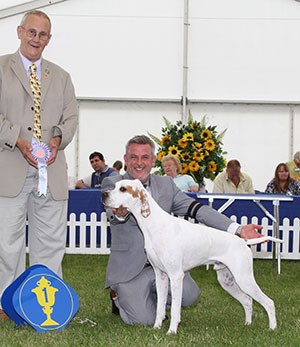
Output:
[{"xmin": 32, "ymin": 142, "xmax": 52, "ymax": 197}]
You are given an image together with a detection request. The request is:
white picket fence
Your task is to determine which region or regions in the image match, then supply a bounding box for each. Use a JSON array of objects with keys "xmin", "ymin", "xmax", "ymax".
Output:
[{"xmin": 65, "ymin": 212, "xmax": 300, "ymax": 260}]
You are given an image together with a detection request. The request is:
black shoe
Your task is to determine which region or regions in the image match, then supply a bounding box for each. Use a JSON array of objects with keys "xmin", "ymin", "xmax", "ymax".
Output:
[{"xmin": 110, "ymin": 290, "xmax": 120, "ymax": 316}]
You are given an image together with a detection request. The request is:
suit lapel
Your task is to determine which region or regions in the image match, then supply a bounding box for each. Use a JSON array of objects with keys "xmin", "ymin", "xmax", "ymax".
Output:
[
  {"xmin": 41, "ymin": 59, "xmax": 51, "ymax": 104},
  {"xmin": 149, "ymin": 174, "xmax": 160, "ymax": 201},
  {"xmin": 9, "ymin": 52, "xmax": 32, "ymax": 98}
]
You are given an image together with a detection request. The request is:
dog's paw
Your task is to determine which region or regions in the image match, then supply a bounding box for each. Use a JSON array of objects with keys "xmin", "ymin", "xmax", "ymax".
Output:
[
  {"xmin": 166, "ymin": 328, "xmax": 177, "ymax": 335},
  {"xmin": 153, "ymin": 322, "xmax": 162, "ymax": 330}
]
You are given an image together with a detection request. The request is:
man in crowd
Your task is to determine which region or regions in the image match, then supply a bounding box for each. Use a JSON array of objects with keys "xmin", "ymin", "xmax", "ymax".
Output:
[
  {"xmin": 76, "ymin": 152, "xmax": 119, "ymax": 189},
  {"xmin": 0, "ymin": 11, "xmax": 78, "ymax": 320},
  {"xmin": 213, "ymin": 159, "xmax": 255, "ymax": 194},
  {"xmin": 286, "ymin": 151, "xmax": 300, "ymax": 182},
  {"xmin": 102, "ymin": 135, "xmax": 262, "ymax": 326}
]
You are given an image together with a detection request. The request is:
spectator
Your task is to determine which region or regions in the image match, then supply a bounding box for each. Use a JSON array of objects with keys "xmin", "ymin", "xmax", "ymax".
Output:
[
  {"xmin": 162, "ymin": 155, "xmax": 201, "ymax": 192},
  {"xmin": 286, "ymin": 152, "xmax": 300, "ymax": 182},
  {"xmin": 76, "ymin": 152, "xmax": 119, "ymax": 189},
  {"xmin": 265, "ymin": 163, "xmax": 300, "ymax": 195},
  {"xmin": 213, "ymin": 160, "xmax": 255, "ymax": 194},
  {"xmin": 101, "ymin": 135, "xmax": 263, "ymax": 326},
  {"xmin": 113, "ymin": 160, "xmax": 123, "ymax": 173},
  {"xmin": 0, "ymin": 10, "xmax": 78, "ymax": 320}
]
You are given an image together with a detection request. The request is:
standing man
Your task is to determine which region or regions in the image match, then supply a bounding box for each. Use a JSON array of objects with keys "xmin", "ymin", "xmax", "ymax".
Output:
[
  {"xmin": 0, "ymin": 11, "xmax": 78, "ymax": 320},
  {"xmin": 213, "ymin": 159, "xmax": 255, "ymax": 194},
  {"xmin": 101, "ymin": 135, "xmax": 262, "ymax": 326},
  {"xmin": 75, "ymin": 152, "xmax": 119, "ymax": 189},
  {"xmin": 286, "ymin": 151, "xmax": 300, "ymax": 182}
]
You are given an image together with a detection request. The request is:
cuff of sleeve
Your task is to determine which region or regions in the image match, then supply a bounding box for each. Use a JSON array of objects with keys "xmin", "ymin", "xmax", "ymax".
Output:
[
  {"xmin": 52, "ymin": 126, "xmax": 62, "ymax": 138},
  {"xmin": 227, "ymin": 222, "xmax": 240, "ymax": 234},
  {"xmin": 113, "ymin": 213, "xmax": 130, "ymax": 223}
]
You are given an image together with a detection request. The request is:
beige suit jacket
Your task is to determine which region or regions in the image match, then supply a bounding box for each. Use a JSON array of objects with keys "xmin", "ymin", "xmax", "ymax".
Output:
[{"xmin": 0, "ymin": 51, "xmax": 78, "ymax": 200}]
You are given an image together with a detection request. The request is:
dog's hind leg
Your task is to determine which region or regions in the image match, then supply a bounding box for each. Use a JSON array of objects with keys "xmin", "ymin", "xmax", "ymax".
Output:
[
  {"xmin": 231, "ymin": 271, "xmax": 276, "ymax": 330},
  {"xmin": 153, "ymin": 268, "xmax": 169, "ymax": 330},
  {"xmin": 167, "ymin": 271, "xmax": 185, "ymax": 334},
  {"xmin": 214, "ymin": 263, "xmax": 253, "ymax": 326},
  {"xmin": 224, "ymin": 254, "xmax": 277, "ymax": 330}
]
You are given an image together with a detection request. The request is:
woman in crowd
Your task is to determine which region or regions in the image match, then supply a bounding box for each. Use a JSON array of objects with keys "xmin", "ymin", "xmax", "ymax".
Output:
[
  {"xmin": 265, "ymin": 163, "xmax": 300, "ymax": 195},
  {"xmin": 162, "ymin": 155, "xmax": 204, "ymax": 192}
]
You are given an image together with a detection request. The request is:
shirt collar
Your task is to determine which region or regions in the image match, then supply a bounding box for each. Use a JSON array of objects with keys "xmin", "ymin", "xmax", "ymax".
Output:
[
  {"xmin": 18, "ymin": 50, "xmax": 42, "ymax": 80},
  {"xmin": 95, "ymin": 165, "xmax": 109, "ymax": 176},
  {"xmin": 125, "ymin": 173, "xmax": 151, "ymax": 188}
]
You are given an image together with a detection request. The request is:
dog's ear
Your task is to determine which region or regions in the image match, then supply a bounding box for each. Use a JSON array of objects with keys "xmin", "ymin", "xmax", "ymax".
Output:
[{"xmin": 139, "ymin": 189, "xmax": 151, "ymax": 218}]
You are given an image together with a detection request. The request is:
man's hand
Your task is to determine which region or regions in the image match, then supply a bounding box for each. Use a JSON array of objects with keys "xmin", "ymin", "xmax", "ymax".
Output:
[
  {"xmin": 47, "ymin": 137, "xmax": 61, "ymax": 166},
  {"xmin": 240, "ymin": 224, "xmax": 263, "ymax": 239},
  {"xmin": 112, "ymin": 205, "xmax": 129, "ymax": 217},
  {"xmin": 16, "ymin": 137, "xmax": 38, "ymax": 168}
]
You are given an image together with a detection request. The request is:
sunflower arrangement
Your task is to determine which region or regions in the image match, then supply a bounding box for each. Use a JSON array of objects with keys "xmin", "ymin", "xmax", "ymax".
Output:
[{"xmin": 148, "ymin": 111, "xmax": 227, "ymax": 188}]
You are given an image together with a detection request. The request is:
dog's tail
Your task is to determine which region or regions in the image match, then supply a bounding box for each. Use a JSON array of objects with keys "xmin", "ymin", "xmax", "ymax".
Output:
[{"xmin": 246, "ymin": 236, "xmax": 284, "ymax": 246}]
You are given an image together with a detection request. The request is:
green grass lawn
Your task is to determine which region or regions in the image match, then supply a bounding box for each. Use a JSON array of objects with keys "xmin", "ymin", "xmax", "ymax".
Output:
[{"xmin": 1, "ymin": 255, "xmax": 299, "ymax": 347}]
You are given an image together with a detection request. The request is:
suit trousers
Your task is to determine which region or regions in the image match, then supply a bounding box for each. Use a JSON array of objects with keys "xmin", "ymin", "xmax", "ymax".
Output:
[
  {"xmin": 111, "ymin": 265, "xmax": 201, "ymax": 326},
  {"xmin": 0, "ymin": 165, "xmax": 67, "ymax": 308}
]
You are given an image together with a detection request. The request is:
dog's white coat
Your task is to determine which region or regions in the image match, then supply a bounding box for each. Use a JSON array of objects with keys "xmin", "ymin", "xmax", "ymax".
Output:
[{"xmin": 102, "ymin": 179, "xmax": 281, "ymax": 334}]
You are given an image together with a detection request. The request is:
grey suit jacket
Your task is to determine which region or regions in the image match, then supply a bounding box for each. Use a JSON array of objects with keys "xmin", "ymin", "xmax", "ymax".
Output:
[
  {"xmin": 102, "ymin": 173, "xmax": 234, "ymax": 288},
  {"xmin": 0, "ymin": 51, "xmax": 78, "ymax": 200}
]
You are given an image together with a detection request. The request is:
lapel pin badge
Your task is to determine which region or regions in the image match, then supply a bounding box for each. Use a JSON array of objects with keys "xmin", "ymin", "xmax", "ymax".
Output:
[{"xmin": 44, "ymin": 68, "xmax": 50, "ymax": 79}]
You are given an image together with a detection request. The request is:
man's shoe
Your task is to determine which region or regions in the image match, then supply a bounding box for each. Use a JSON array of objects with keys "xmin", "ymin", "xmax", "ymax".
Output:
[
  {"xmin": 0, "ymin": 309, "xmax": 10, "ymax": 321},
  {"xmin": 110, "ymin": 290, "xmax": 120, "ymax": 316}
]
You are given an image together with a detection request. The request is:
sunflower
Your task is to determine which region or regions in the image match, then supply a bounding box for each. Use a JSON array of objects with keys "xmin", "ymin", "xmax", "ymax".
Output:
[
  {"xmin": 208, "ymin": 161, "xmax": 217, "ymax": 172},
  {"xmin": 204, "ymin": 139, "xmax": 215, "ymax": 151},
  {"xmin": 181, "ymin": 152, "xmax": 190, "ymax": 161},
  {"xmin": 178, "ymin": 138, "xmax": 188, "ymax": 148},
  {"xmin": 181, "ymin": 163, "xmax": 189, "ymax": 174},
  {"xmin": 201, "ymin": 129, "xmax": 212, "ymax": 139},
  {"xmin": 168, "ymin": 145, "xmax": 181, "ymax": 157},
  {"xmin": 193, "ymin": 151, "xmax": 204, "ymax": 162},
  {"xmin": 192, "ymin": 142, "xmax": 202, "ymax": 151},
  {"xmin": 157, "ymin": 151, "xmax": 166, "ymax": 161},
  {"xmin": 189, "ymin": 160, "xmax": 200, "ymax": 172},
  {"xmin": 191, "ymin": 121, "xmax": 200, "ymax": 129},
  {"xmin": 161, "ymin": 135, "xmax": 171, "ymax": 144},
  {"xmin": 182, "ymin": 132, "xmax": 194, "ymax": 142},
  {"xmin": 148, "ymin": 113, "xmax": 227, "ymax": 187}
]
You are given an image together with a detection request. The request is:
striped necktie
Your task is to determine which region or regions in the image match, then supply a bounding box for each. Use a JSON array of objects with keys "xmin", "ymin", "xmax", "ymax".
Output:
[{"xmin": 30, "ymin": 64, "xmax": 42, "ymax": 142}]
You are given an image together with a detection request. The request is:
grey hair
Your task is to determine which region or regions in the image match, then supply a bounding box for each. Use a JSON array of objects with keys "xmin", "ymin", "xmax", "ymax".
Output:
[
  {"xmin": 20, "ymin": 10, "xmax": 51, "ymax": 33},
  {"xmin": 125, "ymin": 135, "xmax": 155, "ymax": 156},
  {"xmin": 162, "ymin": 155, "xmax": 182, "ymax": 174},
  {"xmin": 294, "ymin": 151, "xmax": 300, "ymax": 161}
]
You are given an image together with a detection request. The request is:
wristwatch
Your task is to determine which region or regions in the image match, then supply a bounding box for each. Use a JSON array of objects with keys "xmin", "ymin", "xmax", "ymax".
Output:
[{"xmin": 236, "ymin": 225, "xmax": 243, "ymax": 237}]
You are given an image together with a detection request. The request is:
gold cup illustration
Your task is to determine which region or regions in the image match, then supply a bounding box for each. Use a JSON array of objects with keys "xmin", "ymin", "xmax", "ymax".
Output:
[{"xmin": 32, "ymin": 276, "xmax": 59, "ymax": 326}]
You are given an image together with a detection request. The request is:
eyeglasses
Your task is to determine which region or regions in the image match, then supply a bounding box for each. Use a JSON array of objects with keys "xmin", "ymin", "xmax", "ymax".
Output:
[{"xmin": 21, "ymin": 27, "xmax": 49, "ymax": 42}]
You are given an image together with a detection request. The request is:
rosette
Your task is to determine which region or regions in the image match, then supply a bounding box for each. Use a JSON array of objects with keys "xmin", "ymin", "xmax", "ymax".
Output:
[{"xmin": 32, "ymin": 142, "xmax": 52, "ymax": 197}]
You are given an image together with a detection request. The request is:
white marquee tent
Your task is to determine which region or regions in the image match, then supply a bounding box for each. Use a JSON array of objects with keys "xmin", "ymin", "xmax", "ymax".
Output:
[{"xmin": 1, "ymin": 0, "xmax": 300, "ymax": 192}]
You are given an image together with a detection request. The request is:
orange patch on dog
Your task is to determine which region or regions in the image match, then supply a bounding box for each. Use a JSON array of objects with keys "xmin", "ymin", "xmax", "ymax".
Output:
[
  {"xmin": 140, "ymin": 190, "xmax": 151, "ymax": 218},
  {"xmin": 126, "ymin": 185, "xmax": 139, "ymax": 198}
]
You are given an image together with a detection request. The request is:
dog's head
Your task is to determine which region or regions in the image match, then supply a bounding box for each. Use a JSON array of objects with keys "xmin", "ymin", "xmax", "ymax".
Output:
[{"xmin": 101, "ymin": 179, "xmax": 151, "ymax": 218}]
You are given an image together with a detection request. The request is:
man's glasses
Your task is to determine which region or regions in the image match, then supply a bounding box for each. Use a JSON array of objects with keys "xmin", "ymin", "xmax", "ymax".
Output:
[{"xmin": 21, "ymin": 27, "xmax": 49, "ymax": 42}]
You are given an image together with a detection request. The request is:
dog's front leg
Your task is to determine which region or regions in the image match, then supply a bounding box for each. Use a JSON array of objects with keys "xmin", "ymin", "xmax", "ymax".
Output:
[
  {"xmin": 167, "ymin": 272, "xmax": 184, "ymax": 335},
  {"xmin": 153, "ymin": 268, "xmax": 168, "ymax": 330}
]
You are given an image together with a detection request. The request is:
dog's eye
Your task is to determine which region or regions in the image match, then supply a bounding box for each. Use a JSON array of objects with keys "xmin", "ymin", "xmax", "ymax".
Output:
[{"xmin": 120, "ymin": 187, "xmax": 127, "ymax": 192}]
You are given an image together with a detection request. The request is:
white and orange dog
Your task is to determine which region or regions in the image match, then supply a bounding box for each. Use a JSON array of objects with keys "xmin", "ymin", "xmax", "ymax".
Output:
[{"xmin": 102, "ymin": 179, "xmax": 283, "ymax": 334}]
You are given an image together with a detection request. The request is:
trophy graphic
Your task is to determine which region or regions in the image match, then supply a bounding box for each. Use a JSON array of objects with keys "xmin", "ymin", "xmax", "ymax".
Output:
[{"xmin": 32, "ymin": 276, "xmax": 59, "ymax": 326}]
